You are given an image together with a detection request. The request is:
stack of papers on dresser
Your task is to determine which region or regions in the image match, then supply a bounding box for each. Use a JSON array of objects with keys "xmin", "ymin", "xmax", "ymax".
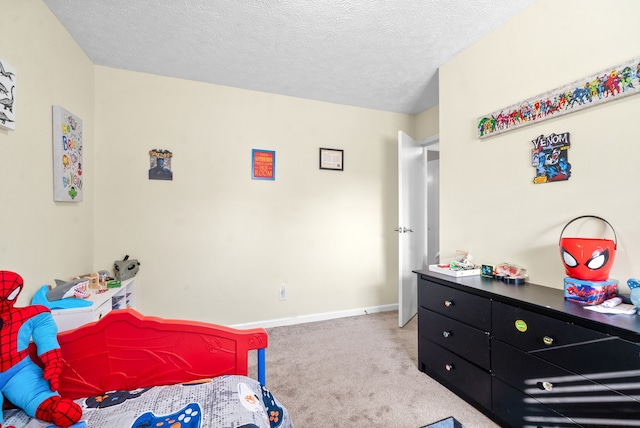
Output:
[{"xmin": 583, "ymin": 297, "xmax": 637, "ymax": 315}]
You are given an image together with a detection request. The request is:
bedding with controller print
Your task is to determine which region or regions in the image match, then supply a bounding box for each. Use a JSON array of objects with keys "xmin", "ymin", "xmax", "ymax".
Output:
[{"xmin": 3, "ymin": 375, "xmax": 293, "ymax": 427}]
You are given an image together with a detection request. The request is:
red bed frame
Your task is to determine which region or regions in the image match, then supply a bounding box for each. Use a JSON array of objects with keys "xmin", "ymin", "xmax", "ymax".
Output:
[{"xmin": 50, "ymin": 309, "xmax": 268, "ymax": 400}]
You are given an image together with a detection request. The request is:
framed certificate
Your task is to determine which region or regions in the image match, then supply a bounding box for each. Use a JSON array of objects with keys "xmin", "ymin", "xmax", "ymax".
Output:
[{"xmin": 319, "ymin": 148, "xmax": 343, "ymax": 171}]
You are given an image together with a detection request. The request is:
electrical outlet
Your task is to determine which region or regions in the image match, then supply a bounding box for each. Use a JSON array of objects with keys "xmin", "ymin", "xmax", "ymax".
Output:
[{"xmin": 279, "ymin": 283, "xmax": 287, "ymax": 301}]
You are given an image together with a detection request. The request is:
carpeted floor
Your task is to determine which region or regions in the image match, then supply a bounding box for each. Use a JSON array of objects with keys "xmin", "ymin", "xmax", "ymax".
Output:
[{"xmin": 250, "ymin": 310, "xmax": 498, "ymax": 428}]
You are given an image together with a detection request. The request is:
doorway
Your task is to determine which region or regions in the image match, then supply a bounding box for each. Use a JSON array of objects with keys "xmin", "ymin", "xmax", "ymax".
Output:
[
  {"xmin": 398, "ymin": 132, "xmax": 439, "ymax": 327},
  {"xmin": 426, "ymin": 142, "xmax": 439, "ymax": 266}
]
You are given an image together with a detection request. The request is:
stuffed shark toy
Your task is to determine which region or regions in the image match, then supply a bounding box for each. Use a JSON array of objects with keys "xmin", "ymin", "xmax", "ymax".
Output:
[{"xmin": 46, "ymin": 278, "xmax": 90, "ymax": 301}]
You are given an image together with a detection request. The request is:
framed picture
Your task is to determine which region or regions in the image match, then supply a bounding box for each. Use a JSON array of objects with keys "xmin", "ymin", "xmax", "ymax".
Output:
[
  {"xmin": 148, "ymin": 149, "xmax": 173, "ymax": 180},
  {"xmin": 319, "ymin": 148, "xmax": 343, "ymax": 171},
  {"xmin": 252, "ymin": 149, "xmax": 276, "ymax": 180},
  {"xmin": 0, "ymin": 57, "xmax": 17, "ymax": 130}
]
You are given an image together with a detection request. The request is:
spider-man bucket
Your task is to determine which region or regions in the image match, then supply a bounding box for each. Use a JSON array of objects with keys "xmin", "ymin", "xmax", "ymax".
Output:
[{"xmin": 559, "ymin": 215, "xmax": 616, "ymax": 281}]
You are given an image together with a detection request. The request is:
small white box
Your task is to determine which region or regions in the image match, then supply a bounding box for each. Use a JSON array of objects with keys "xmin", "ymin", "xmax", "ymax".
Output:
[{"xmin": 428, "ymin": 264, "xmax": 481, "ymax": 277}]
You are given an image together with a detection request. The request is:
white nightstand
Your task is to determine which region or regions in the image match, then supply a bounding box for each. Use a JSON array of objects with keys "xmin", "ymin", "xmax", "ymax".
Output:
[{"xmin": 50, "ymin": 277, "xmax": 136, "ymax": 332}]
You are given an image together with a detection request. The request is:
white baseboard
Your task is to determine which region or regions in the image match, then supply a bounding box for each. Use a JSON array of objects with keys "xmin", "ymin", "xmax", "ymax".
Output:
[{"xmin": 231, "ymin": 304, "xmax": 398, "ymax": 329}]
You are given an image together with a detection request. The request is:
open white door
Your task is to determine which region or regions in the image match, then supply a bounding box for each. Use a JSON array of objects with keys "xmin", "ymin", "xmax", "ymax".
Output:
[{"xmin": 397, "ymin": 131, "xmax": 426, "ymax": 327}]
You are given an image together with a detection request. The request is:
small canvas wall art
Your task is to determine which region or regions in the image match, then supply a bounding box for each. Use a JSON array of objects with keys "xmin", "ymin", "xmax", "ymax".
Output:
[
  {"xmin": 52, "ymin": 106, "xmax": 83, "ymax": 201},
  {"xmin": 531, "ymin": 132, "xmax": 571, "ymax": 184},
  {"xmin": 0, "ymin": 57, "xmax": 17, "ymax": 130},
  {"xmin": 148, "ymin": 149, "xmax": 173, "ymax": 180},
  {"xmin": 252, "ymin": 149, "xmax": 276, "ymax": 180}
]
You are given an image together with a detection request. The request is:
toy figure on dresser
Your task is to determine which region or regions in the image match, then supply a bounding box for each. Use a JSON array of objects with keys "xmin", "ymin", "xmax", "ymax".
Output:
[
  {"xmin": 628, "ymin": 279, "xmax": 640, "ymax": 314},
  {"xmin": 0, "ymin": 271, "xmax": 82, "ymax": 427}
]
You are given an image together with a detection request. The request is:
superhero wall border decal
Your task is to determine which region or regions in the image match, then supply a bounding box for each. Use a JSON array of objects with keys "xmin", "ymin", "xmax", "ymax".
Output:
[{"xmin": 478, "ymin": 57, "xmax": 640, "ymax": 139}]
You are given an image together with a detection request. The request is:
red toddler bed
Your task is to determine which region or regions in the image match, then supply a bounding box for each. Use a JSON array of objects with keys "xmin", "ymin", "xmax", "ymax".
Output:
[{"xmin": 6, "ymin": 309, "xmax": 293, "ymax": 428}]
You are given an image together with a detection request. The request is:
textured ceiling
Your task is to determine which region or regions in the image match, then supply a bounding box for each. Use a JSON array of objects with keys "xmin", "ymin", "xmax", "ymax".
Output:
[{"xmin": 42, "ymin": 0, "xmax": 536, "ymax": 114}]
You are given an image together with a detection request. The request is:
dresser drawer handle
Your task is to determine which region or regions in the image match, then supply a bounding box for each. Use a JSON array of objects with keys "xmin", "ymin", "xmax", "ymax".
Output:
[
  {"xmin": 542, "ymin": 336, "xmax": 554, "ymax": 346},
  {"xmin": 444, "ymin": 300, "xmax": 454, "ymax": 307},
  {"xmin": 445, "ymin": 364, "xmax": 454, "ymax": 371},
  {"xmin": 442, "ymin": 330, "xmax": 452, "ymax": 338},
  {"xmin": 537, "ymin": 381, "xmax": 553, "ymax": 391}
]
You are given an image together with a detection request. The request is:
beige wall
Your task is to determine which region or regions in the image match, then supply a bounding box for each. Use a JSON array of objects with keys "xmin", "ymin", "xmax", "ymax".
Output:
[
  {"xmin": 416, "ymin": 105, "xmax": 439, "ymax": 140},
  {"xmin": 93, "ymin": 67, "xmax": 414, "ymax": 324},
  {"xmin": 0, "ymin": 0, "xmax": 95, "ymax": 306},
  {"xmin": 16, "ymin": 0, "xmax": 620, "ymax": 326},
  {"xmin": 3, "ymin": 0, "xmax": 415, "ymax": 325},
  {"xmin": 439, "ymin": 0, "xmax": 640, "ymax": 289}
]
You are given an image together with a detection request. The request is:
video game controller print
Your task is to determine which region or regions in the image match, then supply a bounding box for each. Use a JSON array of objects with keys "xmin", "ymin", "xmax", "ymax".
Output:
[{"xmin": 132, "ymin": 403, "xmax": 201, "ymax": 428}]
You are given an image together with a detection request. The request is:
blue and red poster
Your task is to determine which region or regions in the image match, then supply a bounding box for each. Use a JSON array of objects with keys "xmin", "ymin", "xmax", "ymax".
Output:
[
  {"xmin": 532, "ymin": 132, "xmax": 571, "ymax": 184},
  {"xmin": 252, "ymin": 149, "xmax": 276, "ymax": 180}
]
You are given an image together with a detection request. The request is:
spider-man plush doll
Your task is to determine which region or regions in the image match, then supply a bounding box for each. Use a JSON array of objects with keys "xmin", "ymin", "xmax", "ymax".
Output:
[{"xmin": 0, "ymin": 271, "xmax": 82, "ymax": 427}]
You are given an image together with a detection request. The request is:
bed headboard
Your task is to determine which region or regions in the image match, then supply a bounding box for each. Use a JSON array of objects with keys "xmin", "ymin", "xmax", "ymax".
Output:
[{"xmin": 53, "ymin": 309, "xmax": 268, "ymax": 400}]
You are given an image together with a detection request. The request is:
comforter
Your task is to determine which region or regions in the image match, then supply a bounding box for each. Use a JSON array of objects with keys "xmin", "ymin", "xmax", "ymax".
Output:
[{"xmin": 4, "ymin": 375, "xmax": 294, "ymax": 428}]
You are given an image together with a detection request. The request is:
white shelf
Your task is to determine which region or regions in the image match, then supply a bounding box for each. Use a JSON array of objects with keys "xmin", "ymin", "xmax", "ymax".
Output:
[{"xmin": 50, "ymin": 277, "xmax": 136, "ymax": 332}]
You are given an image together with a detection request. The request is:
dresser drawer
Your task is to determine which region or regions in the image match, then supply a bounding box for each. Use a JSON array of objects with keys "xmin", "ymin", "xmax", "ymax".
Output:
[
  {"xmin": 492, "ymin": 339, "xmax": 640, "ymax": 424},
  {"xmin": 493, "ymin": 301, "xmax": 640, "ymax": 403},
  {"xmin": 536, "ymin": 336, "xmax": 640, "ymax": 389},
  {"xmin": 418, "ymin": 307, "xmax": 489, "ymax": 369},
  {"xmin": 492, "ymin": 300, "xmax": 608, "ymax": 351},
  {"xmin": 492, "ymin": 377, "xmax": 579, "ymax": 428},
  {"xmin": 419, "ymin": 340, "xmax": 491, "ymax": 409},
  {"xmin": 93, "ymin": 299, "xmax": 112, "ymax": 321},
  {"xmin": 418, "ymin": 279, "xmax": 491, "ymax": 330}
]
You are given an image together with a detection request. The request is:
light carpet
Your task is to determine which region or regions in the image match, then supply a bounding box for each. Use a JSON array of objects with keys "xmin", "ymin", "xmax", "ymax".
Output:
[{"xmin": 250, "ymin": 310, "xmax": 499, "ymax": 428}]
